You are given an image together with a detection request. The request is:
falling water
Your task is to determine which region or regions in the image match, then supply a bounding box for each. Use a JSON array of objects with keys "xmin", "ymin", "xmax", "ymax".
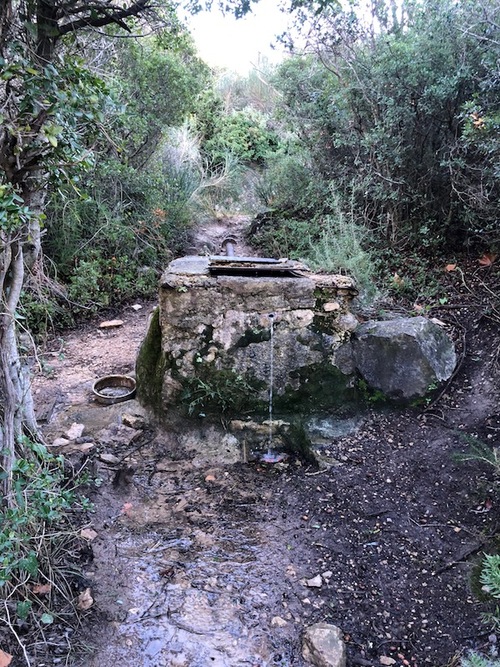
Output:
[
  {"xmin": 261, "ymin": 314, "xmax": 286, "ymax": 464},
  {"xmin": 268, "ymin": 313, "xmax": 274, "ymax": 454}
]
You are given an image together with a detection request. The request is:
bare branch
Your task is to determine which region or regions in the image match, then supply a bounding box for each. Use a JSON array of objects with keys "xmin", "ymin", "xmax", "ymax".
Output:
[{"xmin": 57, "ymin": 0, "xmax": 153, "ymax": 36}]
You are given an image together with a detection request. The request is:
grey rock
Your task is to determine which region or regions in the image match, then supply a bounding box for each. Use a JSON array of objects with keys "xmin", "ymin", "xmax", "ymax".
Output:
[
  {"xmin": 305, "ymin": 575, "xmax": 323, "ymax": 588},
  {"xmin": 353, "ymin": 316, "xmax": 456, "ymax": 400},
  {"xmin": 306, "ymin": 416, "xmax": 363, "ymax": 443},
  {"xmin": 302, "ymin": 622, "xmax": 346, "ymax": 667}
]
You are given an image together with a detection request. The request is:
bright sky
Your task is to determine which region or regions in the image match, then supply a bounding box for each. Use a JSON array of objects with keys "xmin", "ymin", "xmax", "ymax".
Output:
[{"xmin": 187, "ymin": 0, "xmax": 290, "ymax": 74}]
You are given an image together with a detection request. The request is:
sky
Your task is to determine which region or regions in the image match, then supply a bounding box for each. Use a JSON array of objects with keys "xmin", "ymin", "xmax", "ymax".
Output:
[{"xmin": 187, "ymin": 0, "xmax": 291, "ymax": 74}]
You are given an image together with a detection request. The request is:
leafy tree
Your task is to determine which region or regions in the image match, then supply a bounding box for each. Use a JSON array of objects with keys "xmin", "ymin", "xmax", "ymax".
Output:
[
  {"xmin": 272, "ymin": 0, "xmax": 499, "ymax": 248},
  {"xmin": 0, "ymin": 0, "xmax": 164, "ymax": 504}
]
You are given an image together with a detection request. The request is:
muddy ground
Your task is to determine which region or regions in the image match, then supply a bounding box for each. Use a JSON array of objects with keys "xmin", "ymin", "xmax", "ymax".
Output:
[{"xmin": 20, "ymin": 227, "xmax": 500, "ymax": 667}]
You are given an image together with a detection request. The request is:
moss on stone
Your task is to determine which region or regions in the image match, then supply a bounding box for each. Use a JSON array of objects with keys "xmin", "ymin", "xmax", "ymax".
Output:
[
  {"xmin": 274, "ymin": 363, "xmax": 361, "ymax": 414},
  {"xmin": 136, "ymin": 307, "xmax": 170, "ymax": 412},
  {"xmin": 233, "ymin": 327, "xmax": 271, "ymax": 349}
]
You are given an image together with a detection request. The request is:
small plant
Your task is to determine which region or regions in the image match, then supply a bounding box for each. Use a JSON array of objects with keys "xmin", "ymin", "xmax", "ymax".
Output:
[
  {"xmin": 0, "ymin": 436, "xmax": 94, "ymax": 650},
  {"xmin": 455, "ymin": 434, "xmax": 500, "ymax": 476},
  {"xmin": 461, "ymin": 651, "xmax": 500, "ymax": 667},
  {"xmin": 181, "ymin": 368, "xmax": 263, "ymax": 416},
  {"xmin": 357, "ymin": 378, "xmax": 388, "ymax": 405},
  {"xmin": 303, "ymin": 196, "xmax": 379, "ymax": 305}
]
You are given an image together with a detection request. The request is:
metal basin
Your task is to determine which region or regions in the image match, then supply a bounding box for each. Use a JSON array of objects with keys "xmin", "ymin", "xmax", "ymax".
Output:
[{"xmin": 92, "ymin": 375, "xmax": 136, "ymax": 405}]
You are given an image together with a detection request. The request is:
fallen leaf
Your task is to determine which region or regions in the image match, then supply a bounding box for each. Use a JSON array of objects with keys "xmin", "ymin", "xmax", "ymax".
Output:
[
  {"xmin": 380, "ymin": 657, "xmax": 396, "ymax": 666},
  {"xmin": 122, "ymin": 502, "xmax": 133, "ymax": 516},
  {"xmin": 204, "ymin": 474, "xmax": 216, "ymax": 483},
  {"xmin": 478, "ymin": 252, "xmax": 497, "ymax": 267},
  {"xmin": 392, "ymin": 272, "xmax": 404, "ymax": 286},
  {"xmin": 0, "ymin": 650, "xmax": 12, "ymax": 667},
  {"xmin": 413, "ymin": 303, "xmax": 424, "ymax": 312},
  {"xmin": 32, "ymin": 582, "xmax": 51, "ymax": 595},
  {"xmin": 98, "ymin": 452, "xmax": 120, "ymax": 464},
  {"xmin": 99, "ymin": 319, "xmax": 124, "ymax": 329},
  {"xmin": 77, "ymin": 588, "xmax": 94, "ymax": 611},
  {"xmin": 445, "ymin": 263, "xmax": 457, "ymax": 272},
  {"xmin": 80, "ymin": 528, "xmax": 98, "ymax": 541}
]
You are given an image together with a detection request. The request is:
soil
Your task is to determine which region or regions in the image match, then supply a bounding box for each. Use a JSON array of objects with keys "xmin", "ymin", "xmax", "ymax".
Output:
[{"xmin": 13, "ymin": 219, "xmax": 500, "ymax": 667}]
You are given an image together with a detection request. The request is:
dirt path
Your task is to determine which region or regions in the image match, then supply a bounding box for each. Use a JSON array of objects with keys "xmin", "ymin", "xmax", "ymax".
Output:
[{"xmin": 30, "ymin": 240, "xmax": 500, "ymax": 667}]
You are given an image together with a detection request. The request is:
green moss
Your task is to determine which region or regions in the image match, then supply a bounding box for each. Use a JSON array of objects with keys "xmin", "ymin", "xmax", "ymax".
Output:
[
  {"xmin": 233, "ymin": 327, "xmax": 271, "ymax": 349},
  {"xmin": 135, "ymin": 307, "xmax": 170, "ymax": 412},
  {"xmin": 281, "ymin": 421, "xmax": 317, "ymax": 465},
  {"xmin": 274, "ymin": 363, "xmax": 361, "ymax": 414}
]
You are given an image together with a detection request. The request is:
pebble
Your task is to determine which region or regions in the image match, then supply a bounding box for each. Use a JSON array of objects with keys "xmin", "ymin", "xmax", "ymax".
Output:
[{"xmin": 305, "ymin": 575, "xmax": 323, "ymax": 588}]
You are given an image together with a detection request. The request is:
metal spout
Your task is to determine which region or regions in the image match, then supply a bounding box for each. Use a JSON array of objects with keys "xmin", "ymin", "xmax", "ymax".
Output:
[{"xmin": 221, "ymin": 236, "xmax": 237, "ymax": 257}]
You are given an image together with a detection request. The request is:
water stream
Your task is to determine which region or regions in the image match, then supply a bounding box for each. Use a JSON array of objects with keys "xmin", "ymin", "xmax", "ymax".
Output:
[
  {"xmin": 268, "ymin": 313, "xmax": 274, "ymax": 454},
  {"xmin": 262, "ymin": 314, "xmax": 285, "ymax": 464}
]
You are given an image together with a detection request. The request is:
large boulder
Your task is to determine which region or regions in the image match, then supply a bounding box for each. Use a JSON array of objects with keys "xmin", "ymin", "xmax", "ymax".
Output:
[
  {"xmin": 352, "ymin": 316, "xmax": 456, "ymax": 400},
  {"xmin": 302, "ymin": 623, "xmax": 346, "ymax": 667}
]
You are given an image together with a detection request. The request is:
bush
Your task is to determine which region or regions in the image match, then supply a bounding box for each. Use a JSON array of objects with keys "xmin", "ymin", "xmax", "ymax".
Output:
[
  {"xmin": 0, "ymin": 438, "xmax": 93, "ymax": 624},
  {"xmin": 201, "ymin": 108, "xmax": 280, "ymax": 167},
  {"xmin": 304, "ymin": 205, "xmax": 377, "ymax": 304},
  {"xmin": 461, "ymin": 653, "xmax": 500, "ymax": 667},
  {"xmin": 253, "ymin": 146, "xmax": 325, "ymax": 213}
]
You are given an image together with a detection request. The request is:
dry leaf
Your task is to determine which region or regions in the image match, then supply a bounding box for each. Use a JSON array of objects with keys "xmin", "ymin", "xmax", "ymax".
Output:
[
  {"xmin": 413, "ymin": 303, "xmax": 424, "ymax": 312},
  {"xmin": 0, "ymin": 650, "xmax": 12, "ymax": 667},
  {"xmin": 99, "ymin": 319, "xmax": 124, "ymax": 328},
  {"xmin": 32, "ymin": 582, "xmax": 51, "ymax": 595},
  {"xmin": 445, "ymin": 263, "xmax": 457, "ymax": 272},
  {"xmin": 122, "ymin": 502, "xmax": 133, "ymax": 516},
  {"xmin": 478, "ymin": 252, "xmax": 497, "ymax": 267},
  {"xmin": 392, "ymin": 272, "xmax": 404, "ymax": 286},
  {"xmin": 204, "ymin": 474, "xmax": 216, "ymax": 482},
  {"xmin": 77, "ymin": 588, "xmax": 94, "ymax": 611},
  {"xmin": 80, "ymin": 528, "xmax": 98, "ymax": 541}
]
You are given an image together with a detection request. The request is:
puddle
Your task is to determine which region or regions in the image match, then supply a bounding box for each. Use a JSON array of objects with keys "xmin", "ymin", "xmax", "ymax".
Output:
[{"xmin": 80, "ymin": 452, "xmax": 307, "ymax": 667}]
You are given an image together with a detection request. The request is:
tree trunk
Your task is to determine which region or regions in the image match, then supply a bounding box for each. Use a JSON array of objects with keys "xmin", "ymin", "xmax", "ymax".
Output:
[{"xmin": 0, "ymin": 236, "xmax": 26, "ymax": 504}]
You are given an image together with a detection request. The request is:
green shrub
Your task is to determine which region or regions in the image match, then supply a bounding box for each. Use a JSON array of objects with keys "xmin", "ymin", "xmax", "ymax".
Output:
[
  {"xmin": 253, "ymin": 147, "xmax": 325, "ymax": 213},
  {"xmin": 181, "ymin": 368, "xmax": 264, "ymax": 416},
  {"xmin": 202, "ymin": 108, "xmax": 280, "ymax": 167},
  {"xmin": 461, "ymin": 652, "xmax": 500, "ymax": 667},
  {"xmin": 303, "ymin": 197, "xmax": 378, "ymax": 304},
  {"xmin": 0, "ymin": 438, "xmax": 93, "ymax": 610}
]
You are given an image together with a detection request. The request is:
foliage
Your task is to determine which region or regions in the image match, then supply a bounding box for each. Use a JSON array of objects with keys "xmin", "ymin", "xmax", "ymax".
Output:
[
  {"xmin": 456, "ymin": 435, "xmax": 500, "ymax": 477},
  {"xmin": 38, "ymin": 34, "xmax": 208, "ymax": 321},
  {"xmin": 480, "ymin": 554, "xmax": 500, "ymax": 600},
  {"xmin": 0, "ymin": 437, "xmax": 92, "ymax": 592},
  {"xmin": 272, "ymin": 0, "xmax": 500, "ymax": 251},
  {"xmin": 195, "ymin": 84, "xmax": 280, "ymax": 167},
  {"xmin": 253, "ymin": 144, "xmax": 326, "ymax": 212},
  {"xmin": 181, "ymin": 368, "xmax": 263, "ymax": 416},
  {"xmin": 461, "ymin": 653, "xmax": 500, "ymax": 667},
  {"xmin": 0, "ymin": 184, "xmax": 33, "ymax": 231},
  {"xmin": 303, "ymin": 197, "xmax": 377, "ymax": 302}
]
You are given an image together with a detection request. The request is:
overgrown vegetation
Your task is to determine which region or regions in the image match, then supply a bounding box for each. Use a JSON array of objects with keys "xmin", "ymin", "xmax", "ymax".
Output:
[
  {"xmin": 181, "ymin": 367, "xmax": 264, "ymax": 416},
  {"xmin": 0, "ymin": 438, "xmax": 94, "ymax": 656},
  {"xmin": 248, "ymin": 0, "xmax": 499, "ymax": 302}
]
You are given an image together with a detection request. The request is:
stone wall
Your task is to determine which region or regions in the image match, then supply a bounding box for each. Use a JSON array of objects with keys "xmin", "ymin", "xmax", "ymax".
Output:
[{"xmin": 136, "ymin": 256, "xmax": 359, "ymax": 417}]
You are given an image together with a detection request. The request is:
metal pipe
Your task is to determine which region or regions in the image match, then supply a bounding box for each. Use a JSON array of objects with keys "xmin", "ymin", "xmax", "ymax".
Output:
[{"xmin": 221, "ymin": 236, "xmax": 237, "ymax": 257}]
